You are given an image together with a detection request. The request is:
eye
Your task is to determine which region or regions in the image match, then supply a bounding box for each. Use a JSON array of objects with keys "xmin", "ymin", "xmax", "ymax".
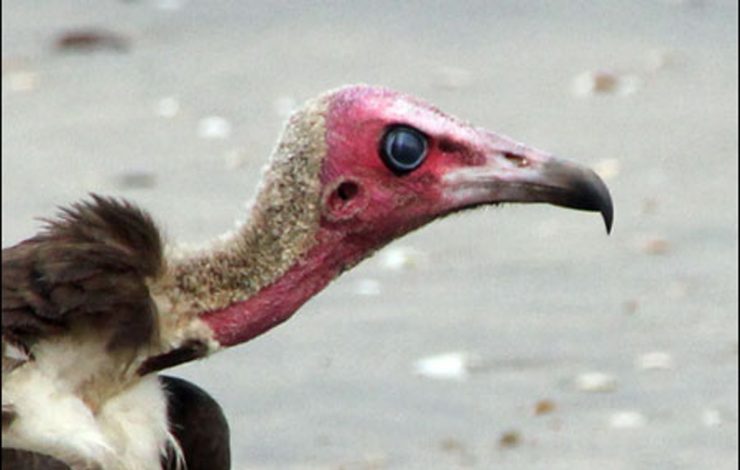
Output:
[{"xmin": 380, "ymin": 126, "xmax": 428, "ymax": 173}]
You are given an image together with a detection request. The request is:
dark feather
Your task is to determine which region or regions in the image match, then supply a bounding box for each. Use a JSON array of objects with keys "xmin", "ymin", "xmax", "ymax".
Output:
[
  {"xmin": 137, "ymin": 340, "xmax": 209, "ymax": 376},
  {"xmin": 161, "ymin": 375, "xmax": 231, "ymax": 470},
  {"xmin": 2, "ymin": 194, "xmax": 164, "ymax": 353},
  {"xmin": 1, "ymin": 449, "xmax": 72, "ymax": 470}
]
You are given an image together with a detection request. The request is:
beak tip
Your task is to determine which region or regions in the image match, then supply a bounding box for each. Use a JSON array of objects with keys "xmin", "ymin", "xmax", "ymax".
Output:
[
  {"xmin": 595, "ymin": 177, "xmax": 614, "ymax": 235},
  {"xmin": 559, "ymin": 163, "xmax": 615, "ymax": 235},
  {"xmin": 603, "ymin": 207, "xmax": 613, "ymax": 234}
]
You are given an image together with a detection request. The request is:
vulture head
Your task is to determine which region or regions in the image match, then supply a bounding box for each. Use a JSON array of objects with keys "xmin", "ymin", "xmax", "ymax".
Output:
[
  {"xmin": 184, "ymin": 85, "xmax": 612, "ymax": 348},
  {"xmin": 315, "ymin": 86, "xmax": 611, "ymax": 244}
]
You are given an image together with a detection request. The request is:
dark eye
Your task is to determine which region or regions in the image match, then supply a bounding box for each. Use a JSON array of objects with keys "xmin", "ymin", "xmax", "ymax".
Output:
[{"xmin": 381, "ymin": 126, "xmax": 428, "ymax": 173}]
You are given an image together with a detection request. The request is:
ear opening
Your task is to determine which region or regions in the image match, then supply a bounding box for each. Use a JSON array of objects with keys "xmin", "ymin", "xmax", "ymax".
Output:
[
  {"xmin": 336, "ymin": 181, "xmax": 359, "ymax": 201},
  {"xmin": 323, "ymin": 179, "xmax": 367, "ymax": 222}
]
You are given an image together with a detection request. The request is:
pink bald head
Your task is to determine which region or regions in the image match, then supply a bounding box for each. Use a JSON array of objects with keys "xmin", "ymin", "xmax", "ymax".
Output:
[
  {"xmin": 200, "ymin": 85, "xmax": 612, "ymax": 348},
  {"xmin": 317, "ymin": 85, "xmax": 612, "ymax": 248}
]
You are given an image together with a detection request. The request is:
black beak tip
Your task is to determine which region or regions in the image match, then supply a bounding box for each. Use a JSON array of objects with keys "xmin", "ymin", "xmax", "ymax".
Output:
[
  {"xmin": 591, "ymin": 172, "xmax": 614, "ymax": 235},
  {"xmin": 588, "ymin": 171, "xmax": 614, "ymax": 235},
  {"xmin": 602, "ymin": 198, "xmax": 614, "ymax": 235},
  {"xmin": 564, "ymin": 165, "xmax": 614, "ymax": 235}
]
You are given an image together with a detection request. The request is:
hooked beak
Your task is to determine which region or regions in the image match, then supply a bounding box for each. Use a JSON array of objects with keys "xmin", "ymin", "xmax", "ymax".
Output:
[{"xmin": 443, "ymin": 132, "xmax": 614, "ymax": 233}]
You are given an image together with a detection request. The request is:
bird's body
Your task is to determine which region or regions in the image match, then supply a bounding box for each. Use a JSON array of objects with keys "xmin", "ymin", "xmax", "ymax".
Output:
[
  {"xmin": 2, "ymin": 85, "xmax": 613, "ymax": 469},
  {"xmin": 2, "ymin": 376, "xmax": 228, "ymax": 470}
]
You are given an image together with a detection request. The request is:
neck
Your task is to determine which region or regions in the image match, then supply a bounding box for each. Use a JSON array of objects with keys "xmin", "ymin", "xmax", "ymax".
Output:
[
  {"xmin": 197, "ymin": 228, "xmax": 370, "ymax": 347},
  {"xmin": 167, "ymin": 197, "xmax": 320, "ymax": 317},
  {"xmin": 162, "ymin": 220, "xmax": 378, "ymax": 351},
  {"xmin": 155, "ymin": 96, "xmax": 334, "ymax": 352}
]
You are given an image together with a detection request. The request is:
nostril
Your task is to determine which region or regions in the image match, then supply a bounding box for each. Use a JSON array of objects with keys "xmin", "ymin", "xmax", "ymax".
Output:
[
  {"xmin": 336, "ymin": 181, "xmax": 359, "ymax": 201},
  {"xmin": 502, "ymin": 152, "xmax": 530, "ymax": 168},
  {"xmin": 438, "ymin": 139, "xmax": 463, "ymax": 153}
]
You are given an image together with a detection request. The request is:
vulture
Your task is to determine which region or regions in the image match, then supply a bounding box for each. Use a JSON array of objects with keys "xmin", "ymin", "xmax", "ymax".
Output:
[{"xmin": 1, "ymin": 85, "xmax": 613, "ymax": 469}]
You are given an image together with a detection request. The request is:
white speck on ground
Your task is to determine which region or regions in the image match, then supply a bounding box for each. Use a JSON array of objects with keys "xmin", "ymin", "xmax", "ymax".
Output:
[
  {"xmin": 353, "ymin": 278, "xmax": 381, "ymax": 297},
  {"xmin": 701, "ymin": 408, "xmax": 723, "ymax": 428},
  {"xmin": 575, "ymin": 372, "xmax": 619, "ymax": 393},
  {"xmin": 609, "ymin": 411, "xmax": 648, "ymax": 429},
  {"xmin": 413, "ymin": 352, "xmax": 477, "ymax": 381},
  {"xmin": 197, "ymin": 116, "xmax": 232, "ymax": 140},
  {"xmin": 155, "ymin": 97, "xmax": 180, "ymax": 118},
  {"xmin": 378, "ymin": 246, "xmax": 428, "ymax": 271},
  {"xmin": 636, "ymin": 351, "xmax": 675, "ymax": 371}
]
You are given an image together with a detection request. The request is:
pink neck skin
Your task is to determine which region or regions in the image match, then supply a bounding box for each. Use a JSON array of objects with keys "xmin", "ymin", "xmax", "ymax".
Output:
[{"xmin": 198, "ymin": 228, "xmax": 374, "ymax": 347}]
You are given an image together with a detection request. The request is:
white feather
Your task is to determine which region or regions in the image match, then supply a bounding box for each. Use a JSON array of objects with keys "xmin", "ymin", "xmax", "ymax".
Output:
[{"xmin": 3, "ymin": 337, "xmax": 173, "ymax": 470}]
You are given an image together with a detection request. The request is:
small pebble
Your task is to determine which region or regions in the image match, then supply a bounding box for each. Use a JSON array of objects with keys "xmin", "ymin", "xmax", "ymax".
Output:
[
  {"xmin": 498, "ymin": 430, "xmax": 522, "ymax": 448},
  {"xmin": 155, "ymin": 97, "xmax": 180, "ymax": 118},
  {"xmin": 636, "ymin": 351, "xmax": 674, "ymax": 371},
  {"xmin": 534, "ymin": 399, "xmax": 556, "ymax": 416},
  {"xmin": 54, "ymin": 29, "xmax": 129, "ymax": 53},
  {"xmin": 353, "ymin": 278, "xmax": 381, "ymax": 297},
  {"xmin": 609, "ymin": 411, "xmax": 647, "ymax": 429},
  {"xmin": 575, "ymin": 372, "xmax": 618, "ymax": 393},
  {"xmin": 572, "ymin": 70, "xmax": 640, "ymax": 97},
  {"xmin": 197, "ymin": 116, "xmax": 232, "ymax": 140}
]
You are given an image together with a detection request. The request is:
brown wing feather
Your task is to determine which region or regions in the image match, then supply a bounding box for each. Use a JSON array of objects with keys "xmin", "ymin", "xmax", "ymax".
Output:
[{"xmin": 2, "ymin": 195, "xmax": 164, "ymax": 353}]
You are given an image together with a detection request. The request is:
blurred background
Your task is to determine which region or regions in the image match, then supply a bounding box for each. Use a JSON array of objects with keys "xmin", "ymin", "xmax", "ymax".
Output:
[{"xmin": 2, "ymin": 1, "xmax": 738, "ymax": 469}]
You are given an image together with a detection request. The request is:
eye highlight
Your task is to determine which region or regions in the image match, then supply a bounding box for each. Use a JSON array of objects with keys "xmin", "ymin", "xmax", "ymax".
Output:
[{"xmin": 380, "ymin": 126, "xmax": 428, "ymax": 174}]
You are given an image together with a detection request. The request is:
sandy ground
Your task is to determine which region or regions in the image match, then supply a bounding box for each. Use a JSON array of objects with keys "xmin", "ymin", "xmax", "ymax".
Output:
[{"xmin": 2, "ymin": 1, "xmax": 738, "ymax": 469}]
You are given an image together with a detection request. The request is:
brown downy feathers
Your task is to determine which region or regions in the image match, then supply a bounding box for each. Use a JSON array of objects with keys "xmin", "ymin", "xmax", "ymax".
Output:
[{"xmin": 2, "ymin": 194, "xmax": 164, "ymax": 354}]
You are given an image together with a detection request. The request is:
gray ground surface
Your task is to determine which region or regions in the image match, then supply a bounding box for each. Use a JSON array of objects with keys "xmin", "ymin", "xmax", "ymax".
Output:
[{"xmin": 2, "ymin": 1, "xmax": 738, "ymax": 469}]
